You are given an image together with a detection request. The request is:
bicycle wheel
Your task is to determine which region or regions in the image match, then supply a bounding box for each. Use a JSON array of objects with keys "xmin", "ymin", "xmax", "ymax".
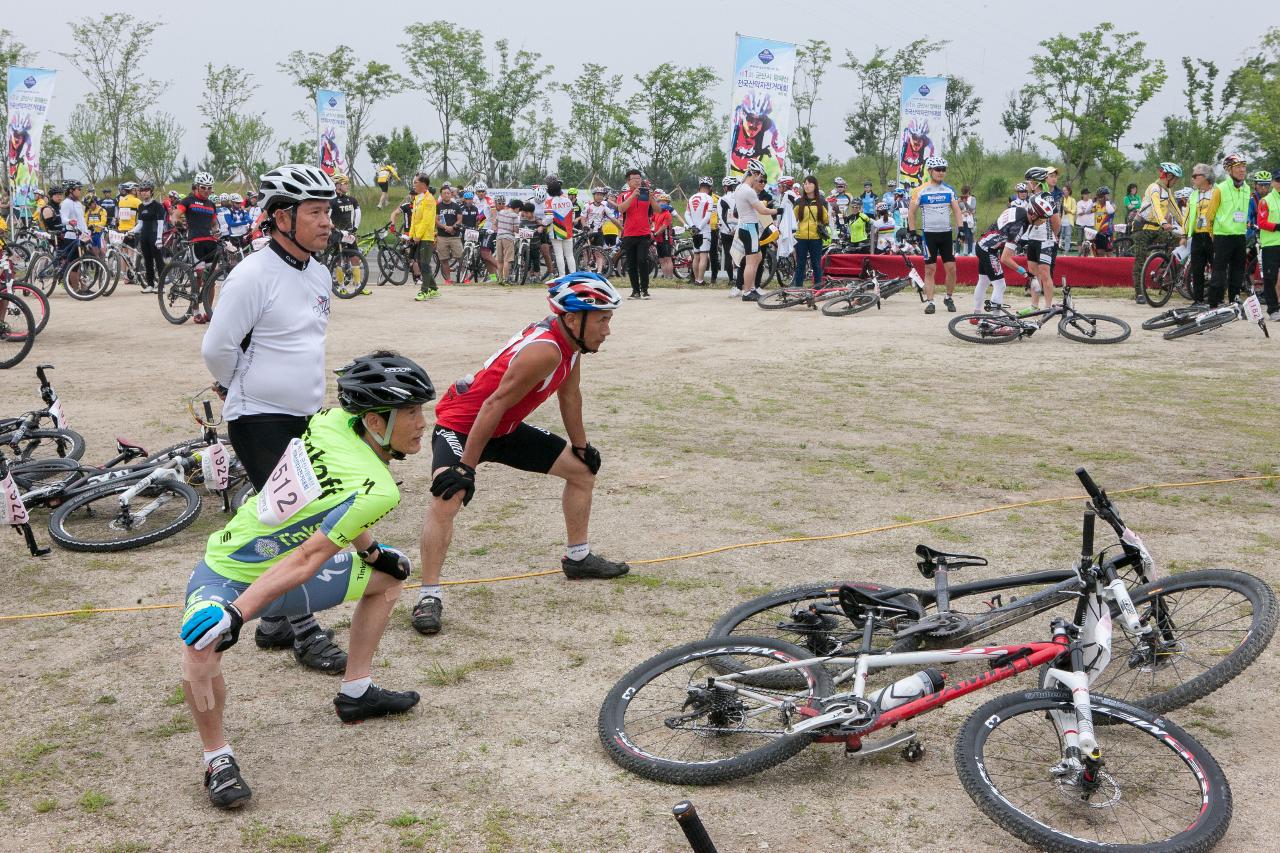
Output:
[
  {"xmin": 61, "ymin": 257, "xmax": 109, "ymax": 300},
  {"xmin": 819, "ymin": 291, "xmax": 878, "ymax": 317},
  {"xmin": 756, "ymin": 288, "xmax": 813, "ymax": 310},
  {"xmin": 330, "ymin": 257, "xmax": 361, "ymax": 299},
  {"xmin": 947, "ymin": 313, "xmax": 1021, "ymax": 343},
  {"xmin": 1057, "ymin": 312, "xmax": 1131, "ymax": 344},
  {"xmin": 48, "ymin": 477, "xmax": 202, "ymax": 552},
  {"xmin": 1141, "ymin": 309, "xmax": 1196, "ymax": 331},
  {"xmin": 597, "ymin": 636, "xmax": 833, "ymax": 785},
  {"xmin": 376, "ymin": 246, "xmax": 406, "ymax": 285},
  {"xmin": 0, "ymin": 292, "xmax": 36, "ymax": 369},
  {"xmin": 776, "ymin": 253, "xmax": 796, "ymax": 284},
  {"xmin": 8, "ymin": 281, "xmax": 51, "ymax": 335},
  {"xmin": 955, "ymin": 689, "xmax": 1231, "ymax": 853},
  {"xmin": 25, "ymin": 253, "xmax": 58, "ymax": 297},
  {"xmin": 672, "ymin": 246, "xmax": 694, "ymax": 280},
  {"xmin": 99, "ymin": 250, "xmax": 122, "ymax": 297},
  {"xmin": 158, "ymin": 263, "xmax": 197, "ymax": 324},
  {"xmin": 1162, "ymin": 311, "xmax": 1236, "ymax": 340},
  {"xmin": 1113, "ymin": 235, "xmax": 1134, "ymax": 257},
  {"xmin": 1091, "ymin": 569, "xmax": 1278, "ymax": 715},
  {"xmin": 1139, "ymin": 251, "xmax": 1174, "ymax": 308},
  {"xmin": 5, "ymin": 428, "xmax": 85, "ymax": 461}
]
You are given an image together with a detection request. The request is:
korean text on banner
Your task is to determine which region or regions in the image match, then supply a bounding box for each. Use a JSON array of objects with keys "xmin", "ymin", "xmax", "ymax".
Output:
[
  {"xmin": 726, "ymin": 35, "xmax": 796, "ymax": 184},
  {"xmin": 316, "ymin": 89, "xmax": 347, "ymax": 176},
  {"xmin": 6, "ymin": 67, "xmax": 58, "ymax": 215},
  {"xmin": 896, "ymin": 76, "xmax": 948, "ymax": 190}
]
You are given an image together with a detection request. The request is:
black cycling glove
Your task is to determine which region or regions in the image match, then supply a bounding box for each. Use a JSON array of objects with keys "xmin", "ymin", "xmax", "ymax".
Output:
[
  {"xmin": 573, "ymin": 443, "xmax": 602, "ymax": 475},
  {"xmin": 362, "ymin": 543, "xmax": 412, "ymax": 581},
  {"xmin": 431, "ymin": 463, "xmax": 476, "ymax": 506}
]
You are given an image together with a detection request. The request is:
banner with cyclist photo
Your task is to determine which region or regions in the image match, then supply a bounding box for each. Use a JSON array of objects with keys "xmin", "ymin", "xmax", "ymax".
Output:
[
  {"xmin": 6, "ymin": 66, "xmax": 57, "ymax": 214},
  {"xmin": 316, "ymin": 88, "xmax": 347, "ymax": 176},
  {"xmin": 896, "ymin": 76, "xmax": 948, "ymax": 190},
  {"xmin": 726, "ymin": 35, "xmax": 795, "ymax": 184}
]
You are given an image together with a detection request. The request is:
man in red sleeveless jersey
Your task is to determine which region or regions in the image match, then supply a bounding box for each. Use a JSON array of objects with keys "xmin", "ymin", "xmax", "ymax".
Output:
[{"xmin": 410, "ymin": 272, "xmax": 630, "ymax": 635}]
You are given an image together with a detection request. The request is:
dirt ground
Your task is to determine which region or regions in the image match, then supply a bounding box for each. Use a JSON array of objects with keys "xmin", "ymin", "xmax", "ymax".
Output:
[{"xmin": 2, "ymin": 279, "xmax": 1279, "ymax": 853}]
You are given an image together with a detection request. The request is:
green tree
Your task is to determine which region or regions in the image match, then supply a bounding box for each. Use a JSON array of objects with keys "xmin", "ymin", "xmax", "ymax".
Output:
[
  {"xmin": 278, "ymin": 45, "xmax": 405, "ymax": 183},
  {"xmin": 64, "ymin": 105, "xmax": 110, "ymax": 184},
  {"xmin": 0, "ymin": 29, "xmax": 32, "ymax": 147},
  {"xmin": 198, "ymin": 65, "xmax": 256, "ymax": 180},
  {"xmin": 128, "ymin": 112, "xmax": 184, "ymax": 186},
  {"xmin": 460, "ymin": 40, "xmax": 548, "ymax": 182},
  {"xmin": 791, "ymin": 39, "xmax": 832, "ymax": 174},
  {"xmin": 999, "ymin": 88, "xmax": 1035, "ymax": 155},
  {"xmin": 41, "ymin": 127, "xmax": 70, "ymax": 184},
  {"xmin": 278, "ymin": 139, "xmax": 313, "ymax": 165},
  {"xmin": 58, "ymin": 13, "xmax": 164, "ymax": 176},
  {"xmin": 944, "ymin": 76, "xmax": 982, "ymax": 153},
  {"xmin": 628, "ymin": 63, "xmax": 719, "ymax": 186},
  {"xmin": 385, "ymin": 126, "xmax": 423, "ymax": 181},
  {"xmin": 198, "ymin": 130, "xmax": 234, "ymax": 180},
  {"xmin": 552, "ymin": 63, "xmax": 637, "ymax": 181},
  {"xmin": 1028, "ymin": 22, "xmax": 1166, "ymax": 182},
  {"xmin": 366, "ymin": 134, "xmax": 390, "ymax": 166},
  {"xmin": 1143, "ymin": 59, "xmax": 1238, "ymax": 170},
  {"xmin": 842, "ymin": 39, "xmax": 944, "ymax": 185},
  {"xmin": 400, "ymin": 21, "xmax": 485, "ymax": 179},
  {"xmin": 224, "ymin": 114, "xmax": 274, "ymax": 187},
  {"xmin": 1234, "ymin": 27, "xmax": 1280, "ymax": 164}
]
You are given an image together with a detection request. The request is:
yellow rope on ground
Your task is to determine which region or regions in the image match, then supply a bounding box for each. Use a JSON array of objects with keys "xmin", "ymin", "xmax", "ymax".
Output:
[{"xmin": 2, "ymin": 473, "xmax": 1274, "ymax": 623}]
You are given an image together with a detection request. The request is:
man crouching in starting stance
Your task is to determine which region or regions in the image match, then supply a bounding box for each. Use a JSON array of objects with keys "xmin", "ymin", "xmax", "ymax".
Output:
[{"xmin": 178, "ymin": 352, "xmax": 435, "ymax": 808}]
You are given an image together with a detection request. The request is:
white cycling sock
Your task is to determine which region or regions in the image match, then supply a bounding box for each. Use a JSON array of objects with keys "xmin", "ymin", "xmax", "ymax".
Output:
[
  {"xmin": 567, "ymin": 542, "xmax": 590, "ymax": 561},
  {"xmin": 418, "ymin": 584, "xmax": 443, "ymax": 602},
  {"xmin": 339, "ymin": 676, "xmax": 371, "ymax": 699},
  {"xmin": 203, "ymin": 743, "xmax": 233, "ymax": 768}
]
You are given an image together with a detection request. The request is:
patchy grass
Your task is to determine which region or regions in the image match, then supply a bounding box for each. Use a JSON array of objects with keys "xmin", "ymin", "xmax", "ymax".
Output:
[
  {"xmin": 423, "ymin": 655, "xmax": 514, "ymax": 687},
  {"xmin": 77, "ymin": 790, "xmax": 111, "ymax": 813}
]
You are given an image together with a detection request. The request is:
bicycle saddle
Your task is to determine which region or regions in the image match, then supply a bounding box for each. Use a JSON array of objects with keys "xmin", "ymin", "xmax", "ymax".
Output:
[
  {"xmin": 915, "ymin": 544, "xmax": 988, "ymax": 578},
  {"xmin": 115, "ymin": 437, "xmax": 148, "ymax": 455},
  {"xmin": 838, "ymin": 583, "xmax": 924, "ymax": 625}
]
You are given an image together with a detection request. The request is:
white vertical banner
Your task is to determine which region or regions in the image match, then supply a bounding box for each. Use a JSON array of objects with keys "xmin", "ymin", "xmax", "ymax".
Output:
[
  {"xmin": 726, "ymin": 35, "xmax": 796, "ymax": 184},
  {"xmin": 316, "ymin": 88, "xmax": 347, "ymax": 176},
  {"xmin": 896, "ymin": 76, "xmax": 948, "ymax": 190},
  {"xmin": 6, "ymin": 67, "xmax": 57, "ymax": 214}
]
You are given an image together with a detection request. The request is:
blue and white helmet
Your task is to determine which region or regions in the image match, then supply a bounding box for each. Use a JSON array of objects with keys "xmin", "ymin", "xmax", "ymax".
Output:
[
  {"xmin": 547, "ymin": 272, "xmax": 622, "ymax": 314},
  {"xmin": 925, "ymin": 156, "xmax": 948, "ymax": 170},
  {"xmin": 741, "ymin": 90, "xmax": 772, "ymax": 117}
]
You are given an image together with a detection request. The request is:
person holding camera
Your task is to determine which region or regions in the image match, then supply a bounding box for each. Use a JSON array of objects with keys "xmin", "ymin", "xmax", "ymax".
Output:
[{"xmin": 615, "ymin": 169, "xmax": 654, "ymax": 299}]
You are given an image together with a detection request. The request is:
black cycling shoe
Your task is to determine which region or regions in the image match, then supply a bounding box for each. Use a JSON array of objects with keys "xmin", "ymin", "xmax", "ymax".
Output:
[
  {"xmin": 254, "ymin": 619, "xmax": 335, "ymax": 650},
  {"xmin": 204, "ymin": 754, "xmax": 252, "ymax": 809},
  {"xmin": 411, "ymin": 596, "xmax": 443, "ymax": 635},
  {"xmin": 292, "ymin": 630, "xmax": 348, "ymax": 674},
  {"xmin": 943, "ymin": 296, "xmax": 956, "ymax": 312},
  {"xmin": 333, "ymin": 684, "xmax": 420, "ymax": 723},
  {"xmin": 562, "ymin": 553, "xmax": 630, "ymax": 579}
]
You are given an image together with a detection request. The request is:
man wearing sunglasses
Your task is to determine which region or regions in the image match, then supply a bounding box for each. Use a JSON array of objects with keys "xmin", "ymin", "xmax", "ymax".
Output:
[{"xmin": 907, "ymin": 156, "xmax": 963, "ymax": 314}]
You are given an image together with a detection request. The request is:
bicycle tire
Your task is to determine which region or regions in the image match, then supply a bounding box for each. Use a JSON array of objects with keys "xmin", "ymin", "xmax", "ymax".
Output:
[
  {"xmin": 158, "ymin": 263, "xmax": 197, "ymax": 324},
  {"xmin": 672, "ymin": 246, "xmax": 694, "ymax": 280},
  {"xmin": 377, "ymin": 246, "xmax": 407, "ymax": 285},
  {"xmin": 99, "ymin": 249, "xmax": 122, "ymax": 297},
  {"xmin": 756, "ymin": 288, "xmax": 813, "ymax": 310},
  {"xmin": 955, "ymin": 689, "xmax": 1231, "ymax": 853},
  {"xmin": 26, "ymin": 253, "xmax": 58, "ymax": 296},
  {"xmin": 48, "ymin": 477, "xmax": 202, "ymax": 552},
  {"xmin": 1162, "ymin": 311, "xmax": 1236, "ymax": 340},
  {"xmin": 1141, "ymin": 309, "xmax": 1197, "ymax": 331},
  {"xmin": 948, "ymin": 312, "xmax": 1023, "ymax": 343},
  {"xmin": 60, "ymin": 257, "xmax": 109, "ymax": 301},
  {"xmin": 330, "ymin": 257, "xmax": 362, "ymax": 299},
  {"xmin": 820, "ymin": 291, "xmax": 879, "ymax": 317},
  {"xmin": 1057, "ymin": 312, "xmax": 1131, "ymax": 344},
  {"xmin": 5, "ymin": 428, "xmax": 86, "ymax": 461},
  {"xmin": 597, "ymin": 635, "xmax": 833, "ymax": 786},
  {"xmin": 1140, "ymin": 251, "xmax": 1174, "ymax": 308},
  {"xmin": 1093, "ymin": 569, "xmax": 1278, "ymax": 715},
  {"xmin": 7, "ymin": 282, "xmax": 49, "ymax": 336},
  {"xmin": 1113, "ymin": 235, "xmax": 1134, "ymax": 257},
  {"xmin": 0, "ymin": 292, "xmax": 37, "ymax": 369}
]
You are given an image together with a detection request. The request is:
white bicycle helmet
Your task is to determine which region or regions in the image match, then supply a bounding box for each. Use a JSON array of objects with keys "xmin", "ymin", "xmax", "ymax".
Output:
[
  {"xmin": 1174, "ymin": 187, "xmax": 1193, "ymax": 200},
  {"xmin": 193, "ymin": 171, "xmax": 215, "ymax": 187},
  {"xmin": 475, "ymin": 182, "xmax": 488, "ymax": 193},
  {"xmin": 258, "ymin": 164, "xmax": 337, "ymax": 212},
  {"xmin": 1014, "ymin": 182, "xmax": 1029, "ymax": 193},
  {"xmin": 229, "ymin": 193, "xmax": 243, "ymax": 204},
  {"xmin": 925, "ymin": 156, "xmax": 948, "ymax": 170},
  {"xmin": 1029, "ymin": 196, "xmax": 1054, "ymax": 218},
  {"xmin": 745, "ymin": 158, "xmax": 766, "ymax": 177},
  {"xmin": 833, "ymin": 176, "xmax": 847, "ymax": 187},
  {"xmin": 1023, "ymin": 166, "xmax": 1049, "ymax": 182}
]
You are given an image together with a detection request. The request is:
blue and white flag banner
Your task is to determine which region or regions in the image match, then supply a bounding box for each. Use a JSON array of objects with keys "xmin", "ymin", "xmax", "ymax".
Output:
[
  {"xmin": 6, "ymin": 67, "xmax": 57, "ymax": 211},
  {"xmin": 726, "ymin": 35, "xmax": 796, "ymax": 183},
  {"xmin": 896, "ymin": 76, "xmax": 948, "ymax": 189},
  {"xmin": 316, "ymin": 88, "xmax": 347, "ymax": 176}
]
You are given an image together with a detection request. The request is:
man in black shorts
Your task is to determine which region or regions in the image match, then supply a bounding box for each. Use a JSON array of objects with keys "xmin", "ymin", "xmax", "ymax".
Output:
[
  {"xmin": 171, "ymin": 171, "xmax": 222, "ymax": 323},
  {"xmin": 410, "ymin": 273, "xmax": 630, "ymax": 635},
  {"xmin": 907, "ymin": 156, "xmax": 964, "ymax": 314}
]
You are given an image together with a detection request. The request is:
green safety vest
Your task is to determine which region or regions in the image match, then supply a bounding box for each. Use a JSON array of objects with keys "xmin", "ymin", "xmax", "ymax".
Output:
[
  {"xmin": 849, "ymin": 212, "xmax": 869, "ymax": 243},
  {"xmin": 1213, "ymin": 178, "xmax": 1251, "ymax": 237},
  {"xmin": 1261, "ymin": 189, "xmax": 1280, "ymax": 248}
]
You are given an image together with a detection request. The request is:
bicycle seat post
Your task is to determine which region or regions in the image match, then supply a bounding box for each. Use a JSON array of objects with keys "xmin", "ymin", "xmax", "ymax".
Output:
[
  {"xmin": 933, "ymin": 561, "xmax": 951, "ymax": 613},
  {"xmin": 858, "ymin": 607, "xmax": 879, "ymax": 654}
]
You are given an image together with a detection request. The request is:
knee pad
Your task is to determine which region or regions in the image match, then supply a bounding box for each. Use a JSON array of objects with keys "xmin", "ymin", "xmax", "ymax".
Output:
[{"xmin": 182, "ymin": 648, "xmax": 223, "ymax": 713}]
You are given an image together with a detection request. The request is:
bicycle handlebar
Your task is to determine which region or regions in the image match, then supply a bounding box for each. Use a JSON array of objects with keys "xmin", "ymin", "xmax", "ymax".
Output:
[
  {"xmin": 1081, "ymin": 510, "xmax": 1095, "ymax": 561},
  {"xmin": 672, "ymin": 801, "xmax": 718, "ymax": 853}
]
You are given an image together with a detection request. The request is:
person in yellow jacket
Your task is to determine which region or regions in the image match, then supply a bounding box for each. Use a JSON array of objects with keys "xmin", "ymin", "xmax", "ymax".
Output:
[
  {"xmin": 1131, "ymin": 162, "xmax": 1182, "ymax": 303},
  {"xmin": 1204, "ymin": 153, "xmax": 1251, "ymax": 307},
  {"xmin": 1255, "ymin": 170, "xmax": 1280, "ymax": 320},
  {"xmin": 408, "ymin": 173, "xmax": 439, "ymax": 300},
  {"xmin": 1182, "ymin": 164, "xmax": 1216, "ymax": 304},
  {"xmin": 115, "ymin": 183, "xmax": 141, "ymax": 235},
  {"xmin": 85, "ymin": 195, "xmax": 109, "ymax": 257},
  {"xmin": 375, "ymin": 163, "xmax": 400, "ymax": 209}
]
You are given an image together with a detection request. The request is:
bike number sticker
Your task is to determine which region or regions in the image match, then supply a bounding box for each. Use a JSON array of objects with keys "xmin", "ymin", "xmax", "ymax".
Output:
[
  {"xmin": 908, "ymin": 268, "xmax": 924, "ymax": 287},
  {"xmin": 1243, "ymin": 294, "xmax": 1265, "ymax": 322},
  {"xmin": 49, "ymin": 398, "xmax": 68, "ymax": 430},
  {"xmin": 201, "ymin": 441, "xmax": 231, "ymax": 492},
  {"xmin": 256, "ymin": 438, "xmax": 321, "ymax": 526},
  {"xmin": 465, "ymin": 229, "xmax": 479, "ymax": 242},
  {"xmin": 2, "ymin": 471, "xmax": 28, "ymax": 525}
]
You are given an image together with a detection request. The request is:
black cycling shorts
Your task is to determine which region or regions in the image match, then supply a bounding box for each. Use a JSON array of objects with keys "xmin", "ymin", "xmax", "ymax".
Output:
[
  {"xmin": 977, "ymin": 249, "xmax": 1004, "ymax": 281},
  {"xmin": 655, "ymin": 241, "xmax": 672, "ymax": 258},
  {"xmin": 923, "ymin": 230, "xmax": 954, "ymax": 263},
  {"xmin": 1024, "ymin": 239, "xmax": 1044, "ymax": 265},
  {"xmin": 431, "ymin": 423, "xmax": 566, "ymax": 476},
  {"xmin": 602, "ymin": 234, "xmax": 617, "ymax": 247},
  {"xmin": 1094, "ymin": 234, "xmax": 1112, "ymax": 253},
  {"xmin": 376, "ymin": 180, "xmax": 389, "ymax": 192}
]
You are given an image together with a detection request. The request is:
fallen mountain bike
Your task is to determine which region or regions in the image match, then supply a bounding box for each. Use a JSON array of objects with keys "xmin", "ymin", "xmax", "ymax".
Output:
[
  {"xmin": 949, "ymin": 286, "xmax": 1131, "ymax": 344},
  {"xmin": 1161, "ymin": 295, "xmax": 1270, "ymax": 341},
  {"xmin": 600, "ymin": 514, "xmax": 1233, "ymax": 851},
  {"xmin": 707, "ymin": 468, "xmax": 1276, "ymax": 715}
]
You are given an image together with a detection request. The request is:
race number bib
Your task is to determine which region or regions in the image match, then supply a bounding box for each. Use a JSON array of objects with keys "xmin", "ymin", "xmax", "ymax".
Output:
[
  {"xmin": 49, "ymin": 398, "xmax": 68, "ymax": 430},
  {"xmin": 2, "ymin": 470, "xmax": 29, "ymax": 525},
  {"xmin": 1233, "ymin": 211, "xmax": 1247, "ymax": 223},
  {"xmin": 1242, "ymin": 294, "xmax": 1265, "ymax": 323},
  {"xmin": 200, "ymin": 441, "xmax": 231, "ymax": 492},
  {"xmin": 465, "ymin": 229, "xmax": 479, "ymax": 242},
  {"xmin": 256, "ymin": 438, "xmax": 322, "ymax": 525}
]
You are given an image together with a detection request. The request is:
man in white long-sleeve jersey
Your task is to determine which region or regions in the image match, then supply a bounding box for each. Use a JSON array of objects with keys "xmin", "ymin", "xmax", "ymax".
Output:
[{"xmin": 201, "ymin": 163, "xmax": 349, "ymax": 675}]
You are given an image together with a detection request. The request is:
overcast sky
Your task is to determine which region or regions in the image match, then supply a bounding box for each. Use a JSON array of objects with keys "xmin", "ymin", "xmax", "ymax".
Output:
[{"xmin": 7, "ymin": 0, "xmax": 1269, "ymax": 180}]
